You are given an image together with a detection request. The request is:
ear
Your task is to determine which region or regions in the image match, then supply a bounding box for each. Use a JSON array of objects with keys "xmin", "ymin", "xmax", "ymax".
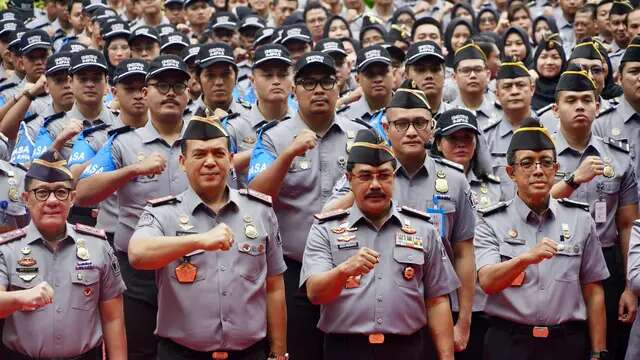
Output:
[
  {"xmin": 505, "ymin": 164, "xmax": 516, "ymax": 181},
  {"xmin": 111, "ymin": 86, "xmax": 118, "ymax": 97},
  {"xmin": 178, "ymin": 152, "xmax": 186, "ymax": 171},
  {"xmin": 551, "ymin": 102, "xmax": 558, "ymax": 118},
  {"xmin": 142, "ymin": 86, "xmax": 149, "ymax": 100},
  {"xmin": 68, "ymin": 190, "xmax": 77, "ymax": 205},
  {"xmin": 21, "ymin": 191, "xmax": 29, "ymax": 203}
]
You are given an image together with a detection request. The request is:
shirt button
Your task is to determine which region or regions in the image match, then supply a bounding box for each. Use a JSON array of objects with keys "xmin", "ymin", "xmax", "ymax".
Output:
[
  {"xmin": 56, "ymin": 307, "xmax": 62, "ymax": 313},
  {"xmin": 56, "ymin": 335, "xmax": 62, "ymax": 340},
  {"xmin": 220, "ymin": 266, "xmax": 226, "ymax": 271},
  {"xmin": 377, "ymin": 274, "xmax": 382, "ymax": 279},
  {"xmin": 222, "ymin": 290, "xmax": 228, "ymax": 296},
  {"xmin": 376, "ymin": 296, "xmax": 382, "ymax": 302},
  {"xmin": 377, "ymin": 318, "xmax": 383, "ymax": 324}
]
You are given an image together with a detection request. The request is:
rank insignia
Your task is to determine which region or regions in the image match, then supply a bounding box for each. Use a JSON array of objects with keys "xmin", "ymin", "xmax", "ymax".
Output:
[
  {"xmin": 245, "ymin": 224, "xmax": 258, "ymax": 239},
  {"xmin": 8, "ymin": 187, "xmax": 18, "ymax": 202},
  {"xmin": 561, "ymin": 223, "xmax": 571, "ymax": 240},
  {"xmin": 337, "ymin": 234, "xmax": 356, "ymax": 242},
  {"xmin": 179, "ymin": 215, "xmax": 189, "ymax": 224},
  {"xmin": 603, "ymin": 164, "xmax": 615, "ymax": 178},
  {"xmin": 17, "ymin": 256, "xmax": 36, "ymax": 267},
  {"xmin": 402, "ymin": 265, "xmax": 415, "ymax": 280},
  {"xmin": 612, "ymin": 128, "xmax": 621, "ymax": 136},
  {"xmin": 76, "ymin": 239, "xmax": 90, "ymax": 261},
  {"xmin": 299, "ymin": 159, "xmax": 310, "ymax": 170},
  {"xmin": 243, "ymin": 136, "xmax": 256, "ymax": 144},
  {"xmin": 480, "ymin": 183, "xmax": 489, "ymax": 194},
  {"xmin": 20, "ymin": 247, "xmax": 31, "ymax": 255},
  {"xmin": 395, "ymin": 233, "xmax": 423, "ymax": 249},
  {"xmin": 18, "ymin": 274, "xmax": 37, "ymax": 282},
  {"xmin": 243, "ymin": 216, "xmax": 253, "ymax": 223}
]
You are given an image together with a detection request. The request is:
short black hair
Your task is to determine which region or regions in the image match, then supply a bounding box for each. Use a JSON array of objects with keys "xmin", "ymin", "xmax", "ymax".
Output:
[
  {"xmin": 411, "ymin": 17, "xmax": 442, "ymax": 41},
  {"xmin": 303, "ymin": 2, "xmax": 328, "ymax": 22},
  {"xmin": 272, "ymin": 0, "xmax": 298, "ymax": 7},
  {"xmin": 576, "ymin": 4, "xmax": 597, "ymax": 19}
]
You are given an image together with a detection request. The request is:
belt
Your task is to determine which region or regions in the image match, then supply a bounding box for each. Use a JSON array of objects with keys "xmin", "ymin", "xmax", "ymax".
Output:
[
  {"xmin": 70, "ymin": 207, "xmax": 99, "ymax": 219},
  {"xmin": 5, "ymin": 345, "xmax": 102, "ymax": 360},
  {"xmin": 490, "ymin": 317, "xmax": 586, "ymax": 338},
  {"xmin": 159, "ymin": 337, "xmax": 267, "ymax": 359},
  {"xmin": 324, "ymin": 330, "xmax": 422, "ymax": 345}
]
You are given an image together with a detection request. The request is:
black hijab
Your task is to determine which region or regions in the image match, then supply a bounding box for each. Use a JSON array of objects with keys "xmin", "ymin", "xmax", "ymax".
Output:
[
  {"xmin": 444, "ymin": 18, "xmax": 475, "ymax": 68},
  {"xmin": 531, "ymin": 15, "xmax": 559, "ymax": 46},
  {"xmin": 501, "ymin": 26, "xmax": 534, "ymax": 68},
  {"xmin": 532, "ymin": 37, "xmax": 567, "ymax": 111}
]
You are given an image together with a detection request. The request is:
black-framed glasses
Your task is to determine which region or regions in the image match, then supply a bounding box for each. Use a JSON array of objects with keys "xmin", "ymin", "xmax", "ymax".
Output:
[
  {"xmin": 295, "ymin": 77, "xmax": 337, "ymax": 91},
  {"xmin": 457, "ymin": 66, "xmax": 486, "ymax": 76},
  {"xmin": 31, "ymin": 188, "xmax": 72, "ymax": 201},
  {"xmin": 351, "ymin": 171, "xmax": 394, "ymax": 183},
  {"xmin": 389, "ymin": 119, "xmax": 432, "ymax": 132},
  {"xmin": 512, "ymin": 158, "xmax": 556, "ymax": 172},
  {"xmin": 148, "ymin": 81, "xmax": 188, "ymax": 95}
]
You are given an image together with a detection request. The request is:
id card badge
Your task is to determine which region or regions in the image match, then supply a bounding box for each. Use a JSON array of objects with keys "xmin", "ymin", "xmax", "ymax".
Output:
[
  {"xmin": 595, "ymin": 201, "xmax": 607, "ymax": 224},
  {"xmin": 426, "ymin": 195, "xmax": 446, "ymax": 239}
]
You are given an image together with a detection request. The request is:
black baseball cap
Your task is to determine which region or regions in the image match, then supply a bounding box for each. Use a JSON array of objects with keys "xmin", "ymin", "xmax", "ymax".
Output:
[
  {"xmin": 0, "ymin": 10, "xmax": 18, "ymax": 22},
  {"xmin": 239, "ymin": 14, "xmax": 266, "ymax": 32},
  {"xmin": 113, "ymin": 59, "xmax": 149, "ymax": 83},
  {"xmin": 19, "ymin": 30, "xmax": 52, "ymax": 55},
  {"xmin": 254, "ymin": 27, "xmax": 275, "ymax": 47},
  {"xmin": 45, "ymin": 52, "xmax": 72, "ymax": 76},
  {"xmin": 160, "ymin": 32, "xmax": 190, "ymax": 51},
  {"xmin": 69, "ymin": 49, "xmax": 108, "ymax": 74},
  {"xmin": 196, "ymin": 43, "xmax": 236, "ymax": 70},
  {"xmin": 101, "ymin": 19, "xmax": 130, "ymax": 41},
  {"xmin": 91, "ymin": 7, "xmax": 117, "ymax": 21},
  {"xmin": 59, "ymin": 41, "xmax": 88, "ymax": 53},
  {"xmin": 280, "ymin": 24, "xmax": 312, "ymax": 45},
  {"xmin": 435, "ymin": 108, "xmax": 480, "ymax": 138},
  {"xmin": 294, "ymin": 51, "xmax": 336, "ymax": 77},
  {"xmin": 210, "ymin": 12, "xmax": 238, "ymax": 31},
  {"xmin": 253, "ymin": 44, "xmax": 292, "ymax": 68},
  {"xmin": 7, "ymin": 27, "xmax": 27, "ymax": 53},
  {"xmin": 165, "ymin": 0, "xmax": 183, "ymax": 6},
  {"xmin": 182, "ymin": 44, "xmax": 203, "ymax": 65},
  {"xmin": 183, "ymin": 0, "xmax": 211, "ymax": 8},
  {"xmin": 83, "ymin": 0, "xmax": 107, "ymax": 14},
  {"xmin": 129, "ymin": 26, "xmax": 160, "ymax": 43},
  {"xmin": 356, "ymin": 45, "xmax": 391, "ymax": 72},
  {"xmin": 406, "ymin": 40, "xmax": 444, "ymax": 65},
  {"xmin": 314, "ymin": 39, "xmax": 347, "ymax": 57},
  {"xmin": 0, "ymin": 19, "xmax": 20, "ymax": 38},
  {"xmin": 146, "ymin": 54, "xmax": 190, "ymax": 82},
  {"xmin": 157, "ymin": 24, "xmax": 178, "ymax": 37}
]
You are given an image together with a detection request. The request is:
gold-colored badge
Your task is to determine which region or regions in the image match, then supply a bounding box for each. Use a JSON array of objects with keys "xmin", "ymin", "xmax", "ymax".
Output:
[
  {"xmin": 8, "ymin": 187, "xmax": 18, "ymax": 202},
  {"xmin": 603, "ymin": 164, "xmax": 615, "ymax": 178},
  {"xmin": 480, "ymin": 183, "xmax": 489, "ymax": 194},
  {"xmin": 612, "ymin": 128, "xmax": 621, "ymax": 136},
  {"xmin": 435, "ymin": 178, "xmax": 449, "ymax": 193},
  {"xmin": 17, "ymin": 256, "xmax": 36, "ymax": 267},
  {"xmin": 245, "ymin": 224, "xmax": 258, "ymax": 239},
  {"xmin": 20, "ymin": 247, "xmax": 31, "ymax": 255},
  {"xmin": 508, "ymin": 229, "xmax": 518, "ymax": 238},
  {"xmin": 179, "ymin": 215, "xmax": 189, "ymax": 224}
]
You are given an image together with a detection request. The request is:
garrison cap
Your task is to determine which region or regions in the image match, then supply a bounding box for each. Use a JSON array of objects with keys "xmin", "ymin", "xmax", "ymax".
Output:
[
  {"xmin": 388, "ymin": 80, "xmax": 431, "ymax": 110},
  {"xmin": 507, "ymin": 117, "xmax": 555, "ymax": 159},
  {"xmin": 453, "ymin": 41, "xmax": 486, "ymax": 69},
  {"xmin": 555, "ymin": 64, "xmax": 596, "ymax": 95},
  {"xmin": 27, "ymin": 150, "xmax": 74, "ymax": 182},
  {"xmin": 496, "ymin": 61, "xmax": 530, "ymax": 80},
  {"xmin": 347, "ymin": 128, "xmax": 396, "ymax": 169}
]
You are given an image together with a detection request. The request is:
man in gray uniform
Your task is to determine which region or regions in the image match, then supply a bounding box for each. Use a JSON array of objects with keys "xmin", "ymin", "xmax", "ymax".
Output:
[
  {"xmin": 248, "ymin": 51, "xmax": 367, "ymax": 360},
  {"xmin": 192, "ymin": 43, "xmax": 253, "ymax": 118},
  {"xmin": 594, "ymin": 35, "xmax": 640, "ymax": 190},
  {"xmin": 302, "ymin": 128, "xmax": 459, "ymax": 360},
  {"xmin": 549, "ymin": 66, "xmax": 639, "ymax": 360},
  {"xmin": 226, "ymin": 44, "xmax": 294, "ymax": 188},
  {"xmin": 483, "ymin": 61, "xmax": 535, "ymax": 200},
  {"xmin": 323, "ymin": 85, "xmax": 477, "ymax": 357},
  {"xmin": 626, "ymin": 221, "xmax": 640, "ymax": 360},
  {"xmin": 0, "ymin": 150, "xmax": 126, "ymax": 359},
  {"xmin": 128, "ymin": 116, "xmax": 288, "ymax": 360},
  {"xmin": 449, "ymin": 42, "xmax": 501, "ymax": 130},
  {"xmin": 75, "ymin": 55, "xmax": 191, "ymax": 360},
  {"xmin": 475, "ymin": 119, "xmax": 610, "ymax": 360},
  {"xmin": 340, "ymin": 45, "xmax": 394, "ymax": 123}
]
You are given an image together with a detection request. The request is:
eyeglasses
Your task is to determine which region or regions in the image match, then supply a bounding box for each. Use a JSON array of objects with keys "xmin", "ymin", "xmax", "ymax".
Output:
[
  {"xmin": 581, "ymin": 65, "xmax": 604, "ymax": 76},
  {"xmin": 148, "ymin": 81, "xmax": 188, "ymax": 95},
  {"xmin": 351, "ymin": 171, "xmax": 394, "ymax": 182},
  {"xmin": 31, "ymin": 188, "xmax": 72, "ymax": 201},
  {"xmin": 390, "ymin": 119, "xmax": 432, "ymax": 132},
  {"xmin": 295, "ymin": 77, "xmax": 337, "ymax": 91},
  {"xmin": 457, "ymin": 66, "xmax": 486, "ymax": 76},
  {"xmin": 512, "ymin": 158, "xmax": 556, "ymax": 171}
]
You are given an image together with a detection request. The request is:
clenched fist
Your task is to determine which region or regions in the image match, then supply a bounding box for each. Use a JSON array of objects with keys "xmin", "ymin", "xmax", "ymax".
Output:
[
  {"xmin": 135, "ymin": 152, "xmax": 167, "ymax": 177},
  {"xmin": 339, "ymin": 247, "xmax": 380, "ymax": 277},
  {"xmin": 199, "ymin": 223, "xmax": 235, "ymax": 251},
  {"xmin": 19, "ymin": 281, "xmax": 54, "ymax": 311}
]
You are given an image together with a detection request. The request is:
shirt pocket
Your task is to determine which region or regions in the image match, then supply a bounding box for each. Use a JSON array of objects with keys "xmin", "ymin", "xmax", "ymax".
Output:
[
  {"xmin": 280, "ymin": 157, "xmax": 313, "ymax": 197},
  {"xmin": 392, "ymin": 246, "xmax": 425, "ymax": 289},
  {"xmin": 70, "ymin": 269, "xmax": 100, "ymax": 311},
  {"xmin": 235, "ymin": 237, "xmax": 267, "ymax": 282},
  {"xmin": 554, "ymin": 242, "xmax": 583, "ymax": 282},
  {"xmin": 499, "ymin": 241, "xmax": 527, "ymax": 261},
  {"xmin": 9, "ymin": 278, "xmax": 46, "ymax": 313}
]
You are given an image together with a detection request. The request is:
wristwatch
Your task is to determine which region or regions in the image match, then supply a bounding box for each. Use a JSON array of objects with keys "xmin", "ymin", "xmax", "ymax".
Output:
[
  {"xmin": 590, "ymin": 350, "xmax": 609, "ymax": 359},
  {"xmin": 563, "ymin": 172, "xmax": 580, "ymax": 189},
  {"xmin": 268, "ymin": 353, "xmax": 289, "ymax": 360},
  {"xmin": 22, "ymin": 90, "xmax": 35, "ymax": 101}
]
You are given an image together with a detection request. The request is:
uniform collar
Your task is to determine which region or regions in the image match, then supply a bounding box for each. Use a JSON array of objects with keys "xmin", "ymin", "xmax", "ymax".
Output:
[
  {"xmin": 395, "ymin": 153, "xmax": 431, "ymax": 179},
  {"xmin": 68, "ymin": 103, "xmax": 114, "ymax": 127},
  {"xmin": 619, "ymin": 97, "xmax": 639, "ymax": 124},
  {"xmin": 25, "ymin": 222, "xmax": 77, "ymax": 246},
  {"xmin": 350, "ymin": 96, "xmax": 375, "ymax": 119},
  {"xmin": 498, "ymin": 117, "xmax": 519, "ymax": 138},
  {"xmin": 554, "ymin": 8, "xmax": 572, "ymax": 28},
  {"xmin": 345, "ymin": 201, "xmax": 402, "ymax": 228},
  {"xmin": 248, "ymin": 101, "xmax": 292, "ymax": 128},
  {"xmin": 182, "ymin": 186, "xmax": 240, "ymax": 216},
  {"xmin": 513, "ymin": 193, "xmax": 556, "ymax": 223},
  {"xmin": 293, "ymin": 111, "xmax": 346, "ymax": 136},
  {"xmin": 450, "ymin": 95, "xmax": 494, "ymax": 119},
  {"xmin": 138, "ymin": 118, "xmax": 185, "ymax": 144},
  {"xmin": 553, "ymin": 131, "xmax": 601, "ymax": 157}
]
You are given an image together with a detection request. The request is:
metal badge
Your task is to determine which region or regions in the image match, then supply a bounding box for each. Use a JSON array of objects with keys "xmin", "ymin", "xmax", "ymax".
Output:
[
  {"xmin": 243, "ymin": 216, "xmax": 253, "ymax": 223},
  {"xmin": 76, "ymin": 245, "xmax": 90, "ymax": 261},
  {"xmin": 137, "ymin": 152, "xmax": 145, "ymax": 161},
  {"xmin": 402, "ymin": 265, "xmax": 415, "ymax": 280},
  {"xmin": 17, "ymin": 256, "xmax": 36, "ymax": 267},
  {"xmin": 480, "ymin": 183, "xmax": 489, "ymax": 194},
  {"xmin": 245, "ymin": 223, "xmax": 258, "ymax": 239},
  {"xmin": 612, "ymin": 128, "xmax": 621, "ymax": 136},
  {"xmin": 508, "ymin": 229, "xmax": 518, "ymax": 238},
  {"xmin": 8, "ymin": 187, "xmax": 19, "ymax": 202},
  {"xmin": 346, "ymin": 142, "xmax": 353, "ymax": 153},
  {"xmin": 175, "ymin": 261, "xmax": 197, "ymax": 284},
  {"xmin": 401, "ymin": 224, "xmax": 417, "ymax": 234},
  {"xmin": 480, "ymin": 196, "xmax": 491, "ymax": 208},
  {"xmin": 179, "ymin": 215, "xmax": 189, "ymax": 224},
  {"xmin": 561, "ymin": 223, "xmax": 571, "ymax": 240},
  {"xmin": 337, "ymin": 234, "xmax": 356, "ymax": 242},
  {"xmin": 20, "ymin": 246, "xmax": 31, "ymax": 255},
  {"xmin": 435, "ymin": 178, "xmax": 449, "ymax": 193},
  {"xmin": 18, "ymin": 274, "xmax": 37, "ymax": 282},
  {"xmin": 347, "ymin": 130, "xmax": 355, "ymax": 139},
  {"xmin": 299, "ymin": 159, "xmax": 310, "ymax": 170},
  {"xmin": 603, "ymin": 164, "xmax": 615, "ymax": 178},
  {"xmin": 243, "ymin": 136, "xmax": 256, "ymax": 144},
  {"xmin": 436, "ymin": 170, "xmax": 446, "ymax": 178}
]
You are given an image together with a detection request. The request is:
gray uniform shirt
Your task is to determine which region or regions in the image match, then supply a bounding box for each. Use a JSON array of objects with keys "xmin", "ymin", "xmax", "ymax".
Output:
[
  {"xmin": 448, "ymin": 95, "xmax": 502, "ymax": 130},
  {"xmin": 95, "ymin": 120, "xmax": 189, "ymax": 252},
  {"xmin": 483, "ymin": 118, "xmax": 524, "ymax": 200},
  {"xmin": 625, "ymin": 221, "xmax": 640, "ymax": 360},
  {"xmin": 131, "ymin": 187, "xmax": 286, "ymax": 351},
  {"xmin": 0, "ymin": 161, "xmax": 27, "ymax": 231},
  {"xmin": 593, "ymin": 97, "xmax": 640, "ymax": 189},
  {"xmin": 340, "ymin": 96, "xmax": 380, "ymax": 122},
  {"xmin": 554, "ymin": 132, "xmax": 638, "ymax": 248},
  {"xmin": 248, "ymin": 112, "xmax": 366, "ymax": 261},
  {"xmin": 475, "ymin": 196, "xmax": 610, "ymax": 325},
  {"xmin": 0, "ymin": 222, "xmax": 126, "ymax": 358},
  {"xmin": 300, "ymin": 204, "xmax": 460, "ymax": 334}
]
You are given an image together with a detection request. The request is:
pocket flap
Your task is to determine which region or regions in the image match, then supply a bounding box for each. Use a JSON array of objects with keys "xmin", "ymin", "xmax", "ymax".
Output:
[
  {"xmin": 393, "ymin": 246, "xmax": 424, "ymax": 265},
  {"xmin": 70, "ymin": 270, "xmax": 100, "ymax": 285}
]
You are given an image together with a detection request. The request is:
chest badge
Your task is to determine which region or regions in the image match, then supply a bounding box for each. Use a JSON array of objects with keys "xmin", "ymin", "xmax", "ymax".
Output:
[
  {"xmin": 76, "ymin": 239, "xmax": 90, "ymax": 261},
  {"xmin": 245, "ymin": 223, "xmax": 259, "ymax": 239},
  {"xmin": 179, "ymin": 215, "xmax": 194, "ymax": 231},
  {"xmin": 175, "ymin": 261, "xmax": 197, "ymax": 284},
  {"xmin": 508, "ymin": 229, "xmax": 518, "ymax": 238},
  {"xmin": 402, "ymin": 265, "xmax": 415, "ymax": 281},
  {"xmin": 435, "ymin": 170, "xmax": 449, "ymax": 194},
  {"xmin": 561, "ymin": 223, "xmax": 571, "ymax": 240},
  {"xmin": 611, "ymin": 128, "xmax": 621, "ymax": 137}
]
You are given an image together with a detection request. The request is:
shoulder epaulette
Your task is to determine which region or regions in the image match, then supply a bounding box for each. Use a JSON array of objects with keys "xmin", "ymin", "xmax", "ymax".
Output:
[
  {"xmin": 596, "ymin": 103, "xmax": 618, "ymax": 118},
  {"xmin": 0, "ymin": 227, "xmax": 27, "ymax": 244},
  {"xmin": 483, "ymin": 173, "xmax": 501, "ymax": 184},
  {"xmin": 483, "ymin": 120, "xmax": 500, "ymax": 132},
  {"xmin": 0, "ymin": 131, "xmax": 7, "ymax": 144},
  {"xmin": 490, "ymin": 152, "xmax": 506, "ymax": 157},
  {"xmin": 602, "ymin": 137, "xmax": 630, "ymax": 153},
  {"xmin": 399, "ymin": 206, "xmax": 431, "ymax": 221},
  {"xmin": 225, "ymin": 112, "xmax": 240, "ymax": 121},
  {"xmin": 477, "ymin": 201, "xmax": 508, "ymax": 216},
  {"xmin": 494, "ymin": 101, "xmax": 502, "ymax": 110},
  {"xmin": 73, "ymin": 223, "xmax": 107, "ymax": 239},
  {"xmin": 111, "ymin": 110, "xmax": 120, "ymax": 117},
  {"xmin": 147, "ymin": 195, "xmax": 180, "ymax": 207},
  {"xmin": 23, "ymin": 113, "xmax": 38, "ymax": 124},
  {"xmin": 314, "ymin": 208, "xmax": 350, "ymax": 222},
  {"xmin": 557, "ymin": 198, "xmax": 590, "ymax": 211},
  {"xmin": 433, "ymin": 157, "xmax": 464, "ymax": 172},
  {"xmin": 608, "ymin": 97, "xmax": 620, "ymax": 106},
  {"xmin": 258, "ymin": 120, "xmax": 279, "ymax": 135},
  {"xmin": 43, "ymin": 111, "xmax": 65, "ymax": 125},
  {"xmin": 536, "ymin": 103, "xmax": 553, "ymax": 117},
  {"xmin": 107, "ymin": 125, "xmax": 133, "ymax": 137},
  {"xmin": 0, "ymin": 82, "xmax": 17, "ymax": 92},
  {"xmin": 238, "ymin": 188, "xmax": 272, "ymax": 206},
  {"xmin": 83, "ymin": 122, "xmax": 109, "ymax": 135},
  {"xmin": 336, "ymin": 104, "xmax": 350, "ymax": 114},
  {"xmin": 352, "ymin": 118, "xmax": 373, "ymax": 129},
  {"xmin": 237, "ymin": 74, "xmax": 249, "ymax": 82},
  {"xmin": 236, "ymin": 98, "xmax": 252, "ymax": 109}
]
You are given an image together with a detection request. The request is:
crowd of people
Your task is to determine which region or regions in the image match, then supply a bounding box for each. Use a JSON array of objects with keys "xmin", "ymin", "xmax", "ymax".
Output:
[{"xmin": 0, "ymin": 0, "xmax": 640, "ymax": 359}]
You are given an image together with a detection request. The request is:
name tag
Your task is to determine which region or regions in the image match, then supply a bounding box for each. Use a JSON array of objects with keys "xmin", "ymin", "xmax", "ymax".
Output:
[{"xmin": 337, "ymin": 242, "xmax": 358, "ymax": 249}]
